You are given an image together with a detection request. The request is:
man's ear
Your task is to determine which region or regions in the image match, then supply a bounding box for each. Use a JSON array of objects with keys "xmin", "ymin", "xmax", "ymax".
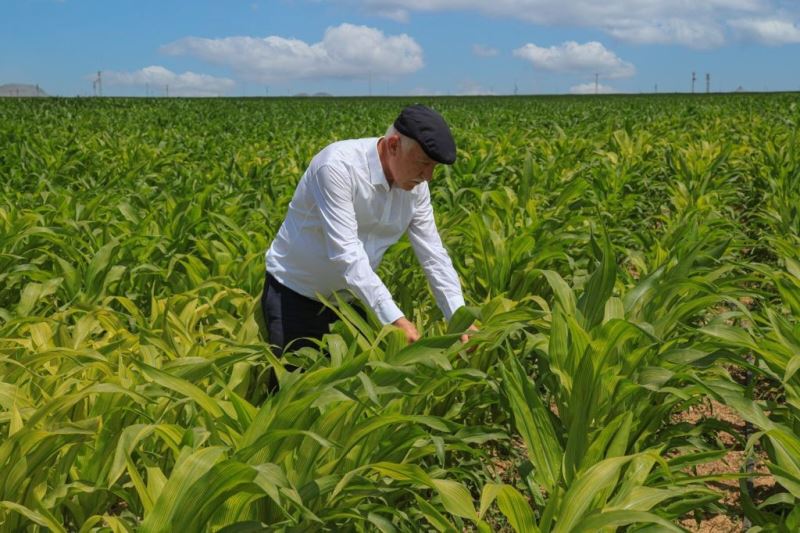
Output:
[{"xmin": 386, "ymin": 134, "xmax": 400, "ymax": 155}]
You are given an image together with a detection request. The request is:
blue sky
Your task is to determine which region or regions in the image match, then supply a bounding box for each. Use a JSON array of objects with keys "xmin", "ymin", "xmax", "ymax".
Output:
[{"xmin": 2, "ymin": 0, "xmax": 799, "ymax": 96}]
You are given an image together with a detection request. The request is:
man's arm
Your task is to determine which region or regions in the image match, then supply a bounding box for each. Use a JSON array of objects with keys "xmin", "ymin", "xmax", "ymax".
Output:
[
  {"xmin": 307, "ymin": 164, "xmax": 417, "ymax": 339},
  {"xmin": 406, "ymin": 184, "xmax": 466, "ymax": 322}
]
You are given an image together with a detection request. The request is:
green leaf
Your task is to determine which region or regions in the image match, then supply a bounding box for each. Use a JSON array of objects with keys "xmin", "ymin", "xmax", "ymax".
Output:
[
  {"xmin": 554, "ymin": 454, "xmax": 643, "ymax": 533},
  {"xmin": 538, "ymin": 270, "xmax": 577, "ymax": 316},
  {"xmin": 501, "ymin": 357, "xmax": 563, "ymax": 493},
  {"xmin": 388, "ymin": 334, "xmax": 460, "ymax": 368},
  {"xmin": 140, "ymin": 447, "xmax": 227, "ymax": 533},
  {"xmin": 86, "ymin": 240, "xmax": 119, "ymax": 293},
  {"xmin": 700, "ymin": 324, "xmax": 757, "ymax": 350},
  {"xmin": 371, "ymin": 464, "xmax": 477, "ymax": 522},
  {"xmin": 481, "ymin": 483, "xmax": 539, "ymax": 533},
  {"xmin": 0, "ymin": 500, "xmax": 67, "ymax": 533},
  {"xmin": 431, "ymin": 479, "xmax": 478, "ymax": 521},
  {"xmin": 447, "ymin": 305, "xmax": 480, "ymax": 334},
  {"xmin": 133, "ymin": 360, "xmax": 225, "ymax": 419},
  {"xmin": 16, "ymin": 278, "xmax": 61, "ymax": 315},
  {"xmin": 413, "ymin": 493, "xmax": 457, "ymax": 532},
  {"xmin": 577, "ymin": 231, "xmax": 616, "ymax": 330},
  {"xmin": 572, "ymin": 510, "xmax": 683, "ymax": 532}
]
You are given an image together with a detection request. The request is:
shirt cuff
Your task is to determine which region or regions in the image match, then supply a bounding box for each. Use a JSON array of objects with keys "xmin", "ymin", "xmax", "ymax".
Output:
[
  {"xmin": 441, "ymin": 294, "xmax": 466, "ymax": 322},
  {"xmin": 374, "ymin": 298, "xmax": 405, "ymax": 325}
]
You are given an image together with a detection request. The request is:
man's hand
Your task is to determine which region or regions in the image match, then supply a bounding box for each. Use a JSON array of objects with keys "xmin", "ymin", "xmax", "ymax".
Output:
[
  {"xmin": 392, "ymin": 317, "xmax": 420, "ymax": 344},
  {"xmin": 461, "ymin": 324, "xmax": 479, "ymax": 345}
]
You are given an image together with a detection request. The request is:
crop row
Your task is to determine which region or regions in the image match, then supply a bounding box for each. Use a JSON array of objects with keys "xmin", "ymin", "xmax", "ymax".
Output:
[{"xmin": 1, "ymin": 95, "xmax": 799, "ymax": 531}]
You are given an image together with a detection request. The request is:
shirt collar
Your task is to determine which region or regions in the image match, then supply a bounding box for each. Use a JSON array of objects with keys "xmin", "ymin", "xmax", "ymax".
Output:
[{"xmin": 368, "ymin": 138, "xmax": 390, "ymax": 191}]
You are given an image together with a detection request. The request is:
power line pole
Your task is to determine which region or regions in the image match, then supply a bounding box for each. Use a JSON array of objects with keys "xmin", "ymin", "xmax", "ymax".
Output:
[
  {"xmin": 692, "ymin": 71, "xmax": 696, "ymax": 94},
  {"xmin": 706, "ymin": 73, "xmax": 710, "ymax": 94},
  {"xmin": 91, "ymin": 71, "xmax": 103, "ymax": 97},
  {"xmin": 165, "ymin": 84, "xmax": 169, "ymax": 97},
  {"xmin": 595, "ymin": 73, "xmax": 599, "ymax": 95}
]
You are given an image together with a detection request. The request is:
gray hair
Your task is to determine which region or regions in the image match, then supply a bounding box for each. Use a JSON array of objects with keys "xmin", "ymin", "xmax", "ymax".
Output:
[{"xmin": 384, "ymin": 124, "xmax": 414, "ymax": 153}]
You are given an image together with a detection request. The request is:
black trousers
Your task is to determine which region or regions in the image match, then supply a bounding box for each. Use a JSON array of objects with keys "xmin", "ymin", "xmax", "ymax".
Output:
[{"xmin": 260, "ymin": 272, "xmax": 340, "ymax": 357}]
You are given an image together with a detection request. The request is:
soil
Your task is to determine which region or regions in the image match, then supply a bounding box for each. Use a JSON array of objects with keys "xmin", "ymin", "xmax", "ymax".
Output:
[{"xmin": 673, "ymin": 398, "xmax": 777, "ymax": 532}]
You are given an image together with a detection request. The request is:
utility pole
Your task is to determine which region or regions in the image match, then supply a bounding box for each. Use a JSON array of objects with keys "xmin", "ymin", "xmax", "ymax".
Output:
[
  {"xmin": 368, "ymin": 72, "xmax": 372, "ymax": 97},
  {"xmin": 165, "ymin": 84, "xmax": 169, "ymax": 97},
  {"xmin": 92, "ymin": 71, "xmax": 103, "ymax": 97},
  {"xmin": 706, "ymin": 73, "xmax": 710, "ymax": 94},
  {"xmin": 595, "ymin": 73, "xmax": 599, "ymax": 95},
  {"xmin": 691, "ymin": 71, "xmax": 696, "ymax": 94}
]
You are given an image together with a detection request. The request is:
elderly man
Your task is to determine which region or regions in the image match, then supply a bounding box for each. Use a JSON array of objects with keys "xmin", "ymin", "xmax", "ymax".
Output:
[{"xmin": 262, "ymin": 104, "xmax": 474, "ymax": 356}]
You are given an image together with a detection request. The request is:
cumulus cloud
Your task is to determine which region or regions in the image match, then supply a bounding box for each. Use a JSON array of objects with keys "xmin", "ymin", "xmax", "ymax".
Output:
[
  {"xmin": 569, "ymin": 82, "xmax": 618, "ymax": 94},
  {"xmin": 103, "ymin": 66, "xmax": 235, "ymax": 96},
  {"xmin": 514, "ymin": 41, "xmax": 635, "ymax": 78},
  {"xmin": 472, "ymin": 44, "xmax": 499, "ymax": 57},
  {"xmin": 353, "ymin": 0, "xmax": 780, "ymax": 48},
  {"xmin": 161, "ymin": 23, "xmax": 424, "ymax": 83},
  {"xmin": 729, "ymin": 17, "xmax": 800, "ymax": 44}
]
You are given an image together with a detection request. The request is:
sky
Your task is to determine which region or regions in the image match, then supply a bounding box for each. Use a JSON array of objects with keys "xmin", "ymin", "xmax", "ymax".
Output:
[{"xmin": 2, "ymin": 0, "xmax": 800, "ymax": 97}]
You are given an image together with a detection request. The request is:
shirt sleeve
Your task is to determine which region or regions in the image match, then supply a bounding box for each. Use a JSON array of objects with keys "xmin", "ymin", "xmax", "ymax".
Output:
[
  {"xmin": 407, "ymin": 184, "xmax": 466, "ymax": 321},
  {"xmin": 307, "ymin": 163, "xmax": 405, "ymax": 325}
]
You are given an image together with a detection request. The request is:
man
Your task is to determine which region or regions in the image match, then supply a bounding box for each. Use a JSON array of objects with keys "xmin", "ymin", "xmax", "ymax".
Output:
[{"xmin": 262, "ymin": 104, "xmax": 475, "ymax": 356}]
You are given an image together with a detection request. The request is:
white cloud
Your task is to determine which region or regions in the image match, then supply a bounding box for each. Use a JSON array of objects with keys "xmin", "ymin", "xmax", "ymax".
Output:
[
  {"xmin": 513, "ymin": 41, "xmax": 635, "ymax": 78},
  {"xmin": 472, "ymin": 44, "xmax": 499, "ymax": 57},
  {"xmin": 569, "ymin": 82, "xmax": 618, "ymax": 94},
  {"xmin": 355, "ymin": 0, "xmax": 777, "ymax": 47},
  {"xmin": 729, "ymin": 17, "xmax": 800, "ymax": 44},
  {"xmin": 103, "ymin": 66, "xmax": 235, "ymax": 96},
  {"xmin": 408, "ymin": 87, "xmax": 445, "ymax": 96},
  {"xmin": 457, "ymin": 80, "xmax": 496, "ymax": 95},
  {"xmin": 370, "ymin": 7, "xmax": 410, "ymax": 22},
  {"xmin": 161, "ymin": 23, "xmax": 424, "ymax": 83},
  {"xmin": 606, "ymin": 18, "xmax": 726, "ymax": 48}
]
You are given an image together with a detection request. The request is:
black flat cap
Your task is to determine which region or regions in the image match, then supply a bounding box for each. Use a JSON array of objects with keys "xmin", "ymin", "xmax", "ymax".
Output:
[{"xmin": 393, "ymin": 104, "xmax": 457, "ymax": 165}]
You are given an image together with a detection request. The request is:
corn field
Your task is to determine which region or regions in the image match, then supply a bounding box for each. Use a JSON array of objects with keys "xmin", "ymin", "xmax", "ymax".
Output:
[{"xmin": 1, "ymin": 94, "xmax": 800, "ymax": 532}]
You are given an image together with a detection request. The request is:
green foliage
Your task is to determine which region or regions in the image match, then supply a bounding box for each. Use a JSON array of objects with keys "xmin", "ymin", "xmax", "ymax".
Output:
[{"xmin": 1, "ymin": 93, "xmax": 800, "ymax": 531}]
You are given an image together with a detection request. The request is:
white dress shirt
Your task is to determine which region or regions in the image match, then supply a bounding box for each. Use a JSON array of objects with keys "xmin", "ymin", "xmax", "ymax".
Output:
[{"xmin": 265, "ymin": 137, "xmax": 465, "ymax": 325}]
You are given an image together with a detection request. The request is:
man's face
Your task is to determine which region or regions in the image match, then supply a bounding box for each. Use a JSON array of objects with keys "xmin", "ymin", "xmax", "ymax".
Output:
[{"xmin": 387, "ymin": 136, "xmax": 438, "ymax": 191}]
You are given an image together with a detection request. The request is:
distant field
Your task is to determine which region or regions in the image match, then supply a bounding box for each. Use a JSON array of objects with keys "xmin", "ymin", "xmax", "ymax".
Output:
[{"xmin": 1, "ymin": 94, "xmax": 799, "ymax": 531}]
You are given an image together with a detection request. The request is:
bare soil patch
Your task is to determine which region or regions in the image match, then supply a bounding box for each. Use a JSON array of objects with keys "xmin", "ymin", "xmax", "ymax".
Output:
[{"xmin": 673, "ymin": 398, "xmax": 776, "ymax": 532}]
